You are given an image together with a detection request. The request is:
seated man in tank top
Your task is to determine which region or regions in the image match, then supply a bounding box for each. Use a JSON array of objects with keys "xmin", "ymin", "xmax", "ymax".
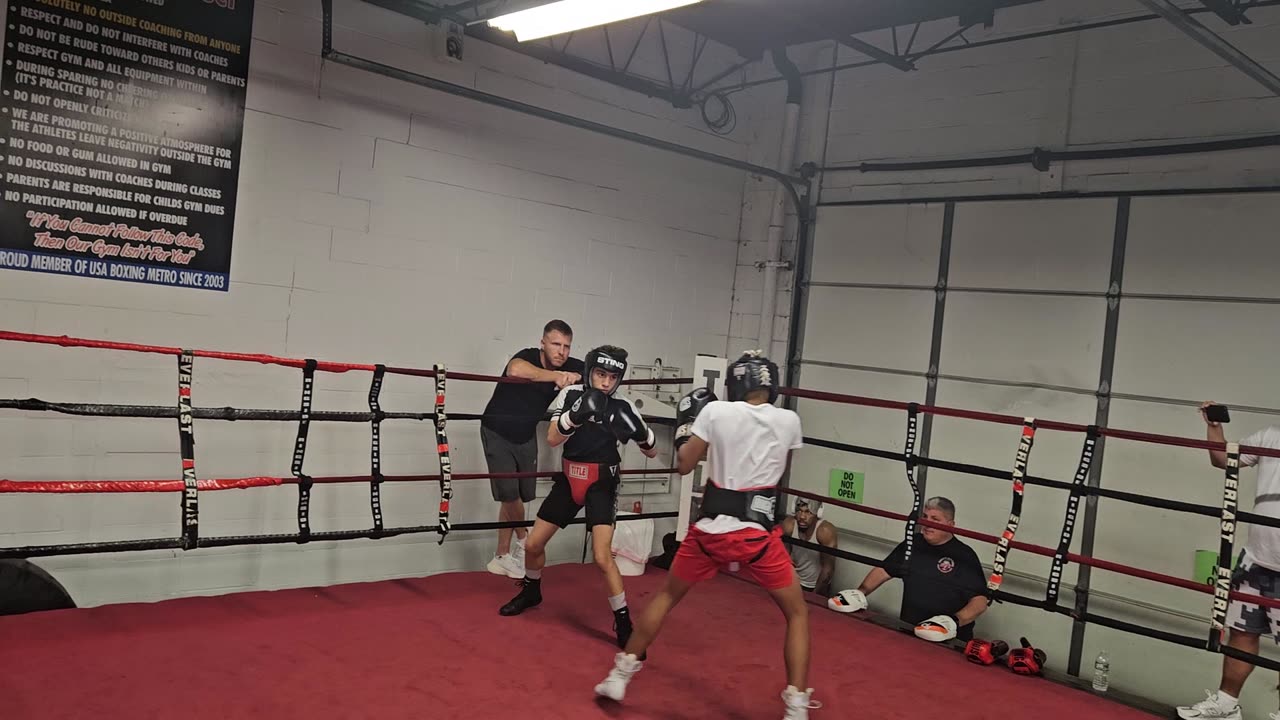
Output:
[{"xmin": 782, "ymin": 498, "xmax": 838, "ymax": 595}]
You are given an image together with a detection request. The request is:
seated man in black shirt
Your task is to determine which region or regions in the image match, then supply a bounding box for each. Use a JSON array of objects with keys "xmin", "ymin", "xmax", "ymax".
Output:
[
  {"xmin": 830, "ymin": 496, "xmax": 989, "ymax": 643},
  {"xmin": 481, "ymin": 320, "xmax": 584, "ymax": 579},
  {"xmin": 498, "ymin": 345, "xmax": 659, "ymax": 651}
]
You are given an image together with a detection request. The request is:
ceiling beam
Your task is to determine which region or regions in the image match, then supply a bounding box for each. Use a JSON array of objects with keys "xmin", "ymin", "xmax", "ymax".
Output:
[
  {"xmin": 838, "ymin": 34, "xmax": 916, "ymax": 72},
  {"xmin": 1195, "ymin": 0, "xmax": 1251, "ymax": 25},
  {"xmin": 1134, "ymin": 0, "xmax": 1280, "ymax": 96}
]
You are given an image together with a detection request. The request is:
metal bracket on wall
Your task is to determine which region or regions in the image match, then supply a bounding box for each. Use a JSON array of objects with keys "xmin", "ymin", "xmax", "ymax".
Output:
[{"xmin": 754, "ymin": 260, "xmax": 793, "ymax": 270}]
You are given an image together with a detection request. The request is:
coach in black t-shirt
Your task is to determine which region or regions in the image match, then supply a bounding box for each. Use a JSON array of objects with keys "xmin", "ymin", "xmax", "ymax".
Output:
[
  {"xmin": 481, "ymin": 319, "xmax": 585, "ymax": 579},
  {"xmin": 850, "ymin": 496, "xmax": 988, "ymax": 642}
]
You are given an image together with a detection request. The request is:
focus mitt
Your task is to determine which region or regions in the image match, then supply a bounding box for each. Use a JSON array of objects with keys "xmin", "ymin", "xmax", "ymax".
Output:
[
  {"xmin": 1007, "ymin": 637, "xmax": 1047, "ymax": 676},
  {"xmin": 964, "ymin": 638, "xmax": 1009, "ymax": 666},
  {"xmin": 913, "ymin": 615, "xmax": 958, "ymax": 642},
  {"xmin": 827, "ymin": 589, "xmax": 867, "ymax": 614}
]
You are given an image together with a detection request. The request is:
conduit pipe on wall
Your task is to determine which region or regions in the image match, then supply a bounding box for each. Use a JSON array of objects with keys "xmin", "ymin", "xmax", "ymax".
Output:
[{"xmin": 756, "ymin": 48, "xmax": 803, "ymax": 358}]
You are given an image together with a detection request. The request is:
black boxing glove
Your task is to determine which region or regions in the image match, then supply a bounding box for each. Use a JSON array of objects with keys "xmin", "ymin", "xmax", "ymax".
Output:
[
  {"xmin": 964, "ymin": 638, "xmax": 1009, "ymax": 666},
  {"xmin": 607, "ymin": 400, "xmax": 654, "ymax": 450},
  {"xmin": 674, "ymin": 388, "xmax": 716, "ymax": 450},
  {"xmin": 1006, "ymin": 637, "xmax": 1046, "ymax": 676},
  {"xmin": 558, "ymin": 387, "xmax": 609, "ymax": 435}
]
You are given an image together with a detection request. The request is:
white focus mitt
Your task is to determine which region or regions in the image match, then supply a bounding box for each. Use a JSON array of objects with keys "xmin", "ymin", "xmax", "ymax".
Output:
[
  {"xmin": 913, "ymin": 615, "xmax": 958, "ymax": 642},
  {"xmin": 827, "ymin": 589, "xmax": 867, "ymax": 614}
]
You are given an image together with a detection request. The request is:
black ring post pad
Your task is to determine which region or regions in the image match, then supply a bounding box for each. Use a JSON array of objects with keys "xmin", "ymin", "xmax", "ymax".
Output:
[
  {"xmin": 368, "ymin": 364, "xmax": 386, "ymax": 537},
  {"xmin": 898, "ymin": 403, "xmax": 921, "ymax": 578},
  {"xmin": 292, "ymin": 359, "xmax": 318, "ymax": 543},
  {"xmin": 178, "ymin": 350, "xmax": 198, "ymax": 549},
  {"xmin": 1044, "ymin": 425, "xmax": 1099, "ymax": 607}
]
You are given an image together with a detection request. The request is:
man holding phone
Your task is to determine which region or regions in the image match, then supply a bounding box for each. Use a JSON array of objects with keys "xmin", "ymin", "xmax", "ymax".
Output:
[{"xmin": 1177, "ymin": 402, "xmax": 1280, "ymax": 720}]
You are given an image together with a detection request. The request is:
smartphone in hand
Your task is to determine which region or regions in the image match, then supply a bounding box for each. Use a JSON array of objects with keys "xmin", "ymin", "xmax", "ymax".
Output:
[{"xmin": 1205, "ymin": 404, "xmax": 1231, "ymax": 424}]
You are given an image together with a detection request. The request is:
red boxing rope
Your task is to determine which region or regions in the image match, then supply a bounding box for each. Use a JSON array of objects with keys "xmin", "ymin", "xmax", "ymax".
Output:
[
  {"xmin": 0, "ymin": 477, "xmax": 285, "ymax": 494},
  {"xmin": 0, "ymin": 468, "xmax": 677, "ymax": 494},
  {"xmin": 0, "ymin": 332, "xmax": 689, "ymax": 386},
  {"xmin": 784, "ymin": 487, "xmax": 1280, "ymax": 613},
  {"xmin": 782, "ymin": 387, "xmax": 1280, "ymax": 460}
]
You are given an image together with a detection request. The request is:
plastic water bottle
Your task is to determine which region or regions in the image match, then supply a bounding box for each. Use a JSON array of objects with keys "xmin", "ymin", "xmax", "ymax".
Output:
[{"xmin": 1092, "ymin": 651, "xmax": 1110, "ymax": 692}]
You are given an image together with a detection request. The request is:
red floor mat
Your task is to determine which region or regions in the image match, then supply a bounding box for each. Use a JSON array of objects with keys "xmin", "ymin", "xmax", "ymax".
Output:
[{"xmin": 0, "ymin": 563, "xmax": 1155, "ymax": 719}]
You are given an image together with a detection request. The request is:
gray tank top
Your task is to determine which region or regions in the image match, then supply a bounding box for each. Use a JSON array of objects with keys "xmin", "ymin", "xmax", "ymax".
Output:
[{"xmin": 789, "ymin": 519, "xmax": 825, "ymax": 588}]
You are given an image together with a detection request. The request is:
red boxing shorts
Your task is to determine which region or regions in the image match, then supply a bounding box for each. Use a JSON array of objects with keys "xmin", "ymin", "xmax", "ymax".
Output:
[
  {"xmin": 672, "ymin": 525, "xmax": 795, "ymax": 590},
  {"xmin": 563, "ymin": 460, "xmax": 601, "ymax": 504}
]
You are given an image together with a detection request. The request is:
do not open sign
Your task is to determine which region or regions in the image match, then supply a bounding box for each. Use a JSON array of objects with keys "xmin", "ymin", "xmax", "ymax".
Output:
[{"xmin": 828, "ymin": 468, "xmax": 864, "ymax": 504}]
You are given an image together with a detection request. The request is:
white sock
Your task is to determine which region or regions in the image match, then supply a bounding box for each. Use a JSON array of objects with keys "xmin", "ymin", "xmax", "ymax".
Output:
[
  {"xmin": 526, "ymin": 568, "xmax": 542, "ymax": 580},
  {"xmin": 1216, "ymin": 691, "xmax": 1238, "ymax": 706},
  {"xmin": 609, "ymin": 592, "xmax": 627, "ymax": 612}
]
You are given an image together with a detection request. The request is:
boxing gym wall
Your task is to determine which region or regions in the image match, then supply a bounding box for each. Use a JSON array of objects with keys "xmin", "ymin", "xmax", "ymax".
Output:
[
  {"xmin": 0, "ymin": 0, "xmax": 783, "ymax": 607},
  {"xmin": 785, "ymin": 2, "xmax": 1280, "ymax": 714}
]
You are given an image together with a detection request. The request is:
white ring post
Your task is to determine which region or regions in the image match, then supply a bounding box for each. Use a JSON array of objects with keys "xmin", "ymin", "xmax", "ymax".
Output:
[{"xmin": 676, "ymin": 355, "xmax": 728, "ymax": 542}]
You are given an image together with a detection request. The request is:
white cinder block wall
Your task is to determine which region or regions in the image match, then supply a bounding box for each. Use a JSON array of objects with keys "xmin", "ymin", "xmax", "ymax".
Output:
[
  {"xmin": 0, "ymin": 0, "xmax": 789, "ymax": 607},
  {"xmin": 782, "ymin": 2, "xmax": 1280, "ymax": 717}
]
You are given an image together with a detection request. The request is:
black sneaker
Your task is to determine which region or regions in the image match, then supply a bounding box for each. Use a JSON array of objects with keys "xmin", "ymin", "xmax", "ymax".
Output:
[{"xmin": 499, "ymin": 577, "xmax": 542, "ymax": 616}]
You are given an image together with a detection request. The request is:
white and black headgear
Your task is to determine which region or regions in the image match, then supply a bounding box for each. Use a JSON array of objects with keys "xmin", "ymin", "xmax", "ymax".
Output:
[{"xmin": 727, "ymin": 350, "xmax": 780, "ymax": 404}]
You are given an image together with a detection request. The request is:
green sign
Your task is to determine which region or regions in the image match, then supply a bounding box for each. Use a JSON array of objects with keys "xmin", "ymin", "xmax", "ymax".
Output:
[
  {"xmin": 1194, "ymin": 550, "xmax": 1238, "ymax": 586},
  {"xmin": 829, "ymin": 468, "xmax": 864, "ymax": 504}
]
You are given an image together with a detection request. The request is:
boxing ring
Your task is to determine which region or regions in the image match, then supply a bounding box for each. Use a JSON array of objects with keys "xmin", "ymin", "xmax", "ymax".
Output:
[{"xmin": 2, "ymin": 330, "xmax": 1278, "ymax": 719}]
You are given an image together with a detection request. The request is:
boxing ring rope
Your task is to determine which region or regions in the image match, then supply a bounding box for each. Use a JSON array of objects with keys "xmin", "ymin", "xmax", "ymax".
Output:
[
  {"xmin": 0, "ymin": 330, "xmax": 683, "ymax": 559},
  {"xmin": 5, "ymin": 331, "xmax": 1280, "ymax": 685},
  {"xmin": 772, "ymin": 385, "xmax": 1280, "ymax": 675}
]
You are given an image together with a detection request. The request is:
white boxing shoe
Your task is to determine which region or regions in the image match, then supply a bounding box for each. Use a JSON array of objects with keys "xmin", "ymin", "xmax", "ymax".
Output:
[
  {"xmin": 594, "ymin": 652, "xmax": 643, "ymax": 702},
  {"xmin": 782, "ymin": 686, "xmax": 822, "ymax": 720},
  {"xmin": 1176, "ymin": 690, "xmax": 1242, "ymax": 720}
]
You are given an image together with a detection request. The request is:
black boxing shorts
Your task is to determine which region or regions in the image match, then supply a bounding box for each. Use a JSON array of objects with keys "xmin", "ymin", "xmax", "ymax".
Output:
[{"xmin": 537, "ymin": 461, "xmax": 620, "ymax": 530}]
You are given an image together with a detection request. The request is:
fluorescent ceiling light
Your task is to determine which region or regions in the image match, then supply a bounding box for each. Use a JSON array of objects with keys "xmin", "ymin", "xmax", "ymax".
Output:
[{"xmin": 488, "ymin": 0, "xmax": 706, "ymax": 42}]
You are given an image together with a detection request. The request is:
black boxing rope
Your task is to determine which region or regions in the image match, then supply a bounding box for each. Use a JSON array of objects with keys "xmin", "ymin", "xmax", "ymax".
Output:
[
  {"xmin": 803, "ymin": 434, "xmax": 1280, "ymax": 532},
  {"xmin": 988, "ymin": 418, "xmax": 1036, "ymax": 600},
  {"xmin": 1045, "ymin": 426, "xmax": 1099, "ymax": 607},
  {"xmin": 368, "ymin": 365, "xmax": 387, "ymax": 537},
  {"xmin": 177, "ymin": 350, "xmax": 198, "ymax": 550},
  {"xmin": 0, "ymin": 513, "xmax": 679, "ymax": 560},
  {"xmin": 1209, "ymin": 443, "xmax": 1242, "ymax": 652},
  {"xmin": 291, "ymin": 359, "xmax": 318, "ymax": 543},
  {"xmin": 899, "ymin": 404, "xmax": 922, "ymax": 576},
  {"xmin": 433, "ymin": 364, "xmax": 453, "ymax": 544}
]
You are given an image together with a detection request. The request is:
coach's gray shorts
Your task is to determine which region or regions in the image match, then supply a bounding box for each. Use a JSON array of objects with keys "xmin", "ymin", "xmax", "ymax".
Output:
[
  {"xmin": 481, "ymin": 425, "xmax": 538, "ymax": 503},
  {"xmin": 1228, "ymin": 558, "xmax": 1280, "ymax": 637}
]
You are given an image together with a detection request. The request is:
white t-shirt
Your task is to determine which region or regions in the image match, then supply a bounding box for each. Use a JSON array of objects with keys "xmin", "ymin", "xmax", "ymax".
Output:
[
  {"xmin": 690, "ymin": 400, "xmax": 803, "ymax": 535},
  {"xmin": 1240, "ymin": 427, "xmax": 1280, "ymax": 570}
]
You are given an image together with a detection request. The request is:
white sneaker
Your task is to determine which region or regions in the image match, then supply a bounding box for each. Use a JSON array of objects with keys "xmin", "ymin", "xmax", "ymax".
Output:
[
  {"xmin": 1177, "ymin": 690, "xmax": 1242, "ymax": 720},
  {"xmin": 594, "ymin": 652, "xmax": 643, "ymax": 702},
  {"xmin": 512, "ymin": 535, "xmax": 526, "ymax": 566},
  {"xmin": 486, "ymin": 554, "xmax": 523, "ymax": 579},
  {"xmin": 782, "ymin": 686, "xmax": 822, "ymax": 720}
]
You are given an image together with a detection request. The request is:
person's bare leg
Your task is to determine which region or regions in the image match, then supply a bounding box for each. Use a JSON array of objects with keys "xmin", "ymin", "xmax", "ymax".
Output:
[
  {"xmin": 1221, "ymin": 630, "xmax": 1260, "ymax": 697},
  {"xmin": 623, "ymin": 573, "xmax": 694, "ymax": 657},
  {"xmin": 767, "ymin": 578, "xmax": 811, "ymax": 690},
  {"xmin": 496, "ymin": 501, "xmax": 514, "ymax": 556},
  {"xmin": 591, "ymin": 525, "xmax": 625, "ymax": 598},
  {"xmin": 511, "ymin": 499, "xmax": 528, "ymax": 541},
  {"xmin": 523, "ymin": 518, "xmax": 558, "ymax": 574}
]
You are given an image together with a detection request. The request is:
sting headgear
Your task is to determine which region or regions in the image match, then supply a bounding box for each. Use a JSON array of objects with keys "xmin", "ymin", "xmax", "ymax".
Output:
[{"xmin": 583, "ymin": 346, "xmax": 628, "ymax": 396}]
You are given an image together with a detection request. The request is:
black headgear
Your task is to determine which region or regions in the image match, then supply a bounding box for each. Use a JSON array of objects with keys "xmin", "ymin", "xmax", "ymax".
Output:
[
  {"xmin": 727, "ymin": 350, "xmax": 779, "ymax": 404},
  {"xmin": 583, "ymin": 347, "xmax": 628, "ymax": 396}
]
